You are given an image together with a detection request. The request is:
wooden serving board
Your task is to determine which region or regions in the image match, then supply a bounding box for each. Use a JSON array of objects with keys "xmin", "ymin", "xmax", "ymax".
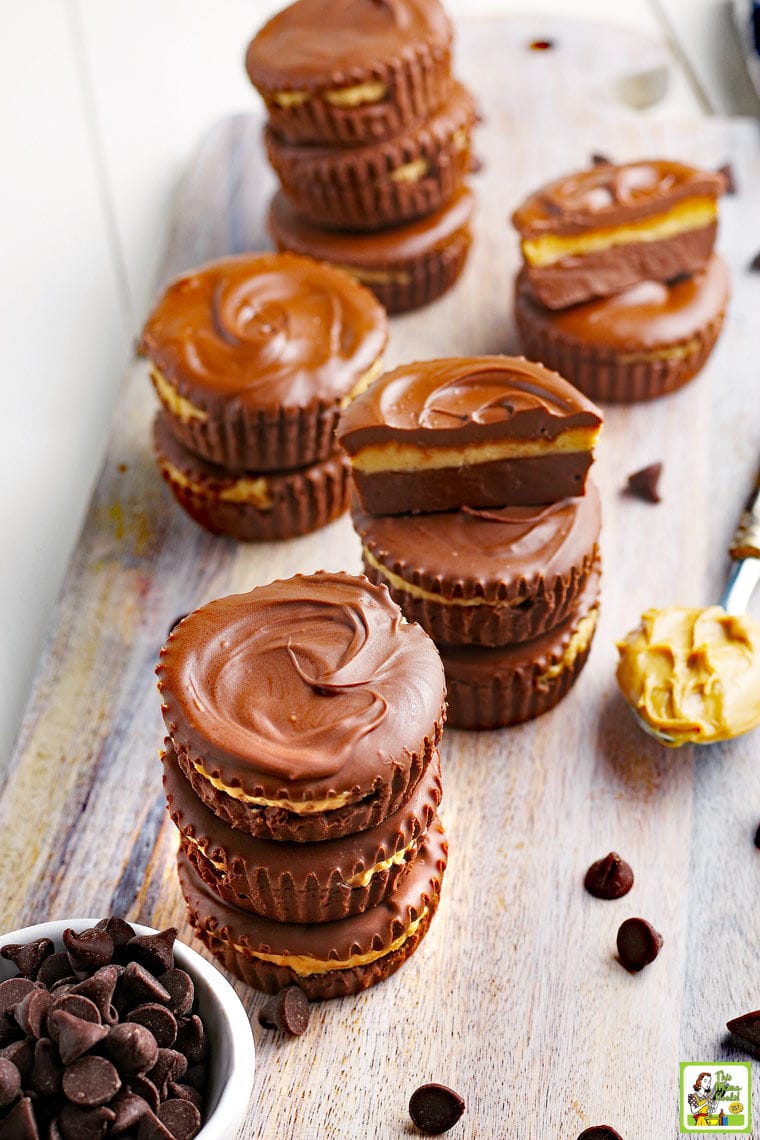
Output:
[{"xmin": 3, "ymin": 18, "xmax": 760, "ymax": 1139}]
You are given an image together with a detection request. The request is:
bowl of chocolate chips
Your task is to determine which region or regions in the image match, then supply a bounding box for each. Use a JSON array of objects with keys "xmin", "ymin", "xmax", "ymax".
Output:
[{"xmin": 0, "ymin": 917, "xmax": 255, "ymax": 1139}]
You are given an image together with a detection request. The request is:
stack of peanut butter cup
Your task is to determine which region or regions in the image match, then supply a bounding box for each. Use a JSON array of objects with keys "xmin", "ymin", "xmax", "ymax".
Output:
[
  {"xmin": 512, "ymin": 158, "xmax": 729, "ymax": 403},
  {"xmin": 157, "ymin": 570, "xmax": 449, "ymax": 1000},
  {"xmin": 338, "ymin": 355, "xmax": 606, "ymax": 729},
  {"xmin": 245, "ymin": 0, "xmax": 477, "ymax": 313}
]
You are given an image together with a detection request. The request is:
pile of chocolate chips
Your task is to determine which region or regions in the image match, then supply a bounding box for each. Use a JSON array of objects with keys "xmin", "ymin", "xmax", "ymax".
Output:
[{"xmin": 0, "ymin": 918, "xmax": 208, "ymax": 1139}]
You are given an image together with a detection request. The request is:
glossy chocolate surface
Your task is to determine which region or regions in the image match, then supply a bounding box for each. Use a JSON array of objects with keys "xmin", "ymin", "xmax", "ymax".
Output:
[
  {"xmin": 353, "ymin": 482, "xmax": 601, "ymax": 600},
  {"xmin": 512, "ymin": 159, "xmax": 725, "ymax": 238},
  {"xmin": 140, "ymin": 252, "xmax": 387, "ymax": 409},
  {"xmin": 268, "ymin": 185, "xmax": 474, "ymax": 266},
  {"xmin": 245, "ymin": 0, "xmax": 452, "ymax": 89},
  {"xmin": 177, "ymin": 820, "xmax": 447, "ymax": 959},
  {"xmin": 516, "ymin": 253, "xmax": 729, "ymax": 351},
  {"xmin": 337, "ymin": 355, "xmax": 602, "ymax": 450},
  {"xmin": 158, "ymin": 572, "xmax": 445, "ymax": 799}
]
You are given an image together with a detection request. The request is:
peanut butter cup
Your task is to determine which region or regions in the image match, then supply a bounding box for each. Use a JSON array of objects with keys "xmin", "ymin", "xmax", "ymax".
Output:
[
  {"xmin": 265, "ymin": 80, "xmax": 476, "ymax": 232},
  {"xmin": 439, "ymin": 563, "xmax": 601, "ymax": 730},
  {"xmin": 177, "ymin": 821, "xmax": 448, "ymax": 999},
  {"xmin": 268, "ymin": 185, "xmax": 474, "ymax": 314},
  {"xmin": 245, "ymin": 0, "xmax": 453, "ymax": 146},
  {"xmin": 512, "ymin": 159, "xmax": 726, "ymax": 309},
  {"xmin": 152, "ymin": 413, "xmax": 350, "ymax": 542},
  {"xmin": 515, "ymin": 254, "xmax": 729, "ymax": 403},
  {"xmin": 157, "ymin": 572, "xmax": 446, "ymax": 842},
  {"xmin": 162, "ymin": 742, "xmax": 443, "ymax": 923},
  {"xmin": 337, "ymin": 355, "xmax": 603, "ymax": 514},
  {"xmin": 352, "ymin": 481, "xmax": 601, "ymax": 645},
  {"xmin": 140, "ymin": 252, "xmax": 388, "ymax": 472}
]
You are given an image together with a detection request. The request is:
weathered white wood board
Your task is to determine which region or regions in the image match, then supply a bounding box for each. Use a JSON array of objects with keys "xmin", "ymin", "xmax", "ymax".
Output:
[{"xmin": 2, "ymin": 18, "xmax": 760, "ymax": 1140}]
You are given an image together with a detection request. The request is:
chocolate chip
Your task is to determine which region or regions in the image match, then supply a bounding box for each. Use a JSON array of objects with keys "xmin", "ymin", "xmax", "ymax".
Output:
[
  {"xmin": 577, "ymin": 1128, "xmax": 624, "ymax": 1140},
  {"xmin": 106, "ymin": 1023, "xmax": 159, "ymax": 1076},
  {"xmin": 0, "ymin": 939, "xmax": 54, "ymax": 981},
  {"xmin": 584, "ymin": 853, "xmax": 634, "ymax": 900},
  {"xmin": 50, "ymin": 1011, "xmax": 109, "ymax": 1066},
  {"xmin": 174, "ymin": 1016, "xmax": 206, "ymax": 1064},
  {"xmin": 127, "ymin": 1074, "xmax": 161, "ymax": 1114},
  {"xmin": 590, "ymin": 153, "xmax": 612, "ymax": 166},
  {"xmin": 0, "ymin": 1057, "xmax": 20, "ymax": 1108},
  {"xmin": 754, "ymin": 822, "xmax": 760, "ymax": 849},
  {"xmin": 69, "ymin": 966, "xmax": 121, "ymax": 1025},
  {"xmin": 48, "ymin": 996, "xmax": 102, "ymax": 1041},
  {"xmin": 148, "ymin": 1049, "xmax": 187, "ymax": 1098},
  {"xmin": 157, "ymin": 1097, "xmax": 201, "ymax": 1139},
  {"xmin": 716, "ymin": 161, "xmax": 736, "ymax": 194},
  {"xmin": 182, "ymin": 1064, "xmax": 207, "ymax": 1095},
  {"xmin": 57, "ymin": 1103, "xmax": 116, "ymax": 1140},
  {"xmin": 616, "ymin": 917, "xmax": 663, "ymax": 972},
  {"xmin": 30, "ymin": 1037, "xmax": 63, "ymax": 1099},
  {"xmin": 110, "ymin": 1088, "xmax": 150, "ymax": 1134},
  {"xmin": 137, "ymin": 1111, "xmax": 174, "ymax": 1140},
  {"xmin": 749, "ymin": 250, "xmax": 760, "ymax": 272},
  {"xmin": 120, "ymin": 962, "xmax": 171, "ymax": 1011},
  {"xmin": 157, "ymin": 970, "xmax": 193, "ymax": 1018},
  {"xmin": 93, "ymin": 918, "xmax": 135, "ymax": 953},
  {"xmin": 126, "ymin": 930, "xmax": 177, "ymax": 976},
  {"xmin": 38, "ymin": 952, "xmax": 76, "ymax": 990},
  {"xmin": 13, "ymin": 987, "xmax": 53, "ymax": 1039},
  {"xmin": 409, "ymin": 1083, "xmax": 465, "ymax": 1134},
  {"xmin": 0, "ymin": 1015, "xmax": 20, "ymax": 1048},
  {"xmin": 63, "ymin": 929, "xmax": 114, "ymax": 977},
  {"xmin": 126, "ymin": 1005, "xmax": 177, "ymax": 1049},
  {"xmin": 167, "ymin": 1082, "xmax": 202, "ymax": 1110},
  {"xmin": 63, "ymin": 1055, "xmax": 121, "ymax": 1107},
  {"xmin": 726, "ymin": 1009, "xmax": 760, "ymax": 1051},
  {"xmin": 624, "ymin": 463, "xmax": 662, "ymax": 503},
  {"xmin": 0, "ymin": 1095, "xmax": 39, "ymax": 1139},
  {"xmin": 258, "ymin": 986, "xmax": 310, "ymax": 1036},
  {"xmin": 0, "ymin": 978, "xmax": 36, "ymax": 1015},
  {"xmin": 0, "ymin": 1040, "xmax": 33, "ymax": 1083}
]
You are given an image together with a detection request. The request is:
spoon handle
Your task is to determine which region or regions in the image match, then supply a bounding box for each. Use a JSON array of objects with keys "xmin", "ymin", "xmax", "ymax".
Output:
[{"xmin": 721, "ymin": 469, "xmax": 760, "ymax": 614}]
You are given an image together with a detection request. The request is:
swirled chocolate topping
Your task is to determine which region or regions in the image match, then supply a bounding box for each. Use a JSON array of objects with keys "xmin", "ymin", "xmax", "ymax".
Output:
[
  {"xmin": 512, "ymin": 159, "xmax": 725, "ymax": 238},
  {"xmin": 338, "ymin": 356, "xmax": 602, "ymax": 449},
  {"xmin": 517, "ymin": 254, "xmax": 729, "ymax": 351},
  {"xmin": 157, "ymin": 572, "xmax": 445, "ymax": 797},
  {"xmin": 245, "ymin": 0, "xmax": 452, "ymax": 89},
  {"xmin": 140, "ymin": 252, "xmax": 388, "ymax": 409},
  {"xmin": 353, "ymin": 482, "xmax": 601, "ymax": 596}
]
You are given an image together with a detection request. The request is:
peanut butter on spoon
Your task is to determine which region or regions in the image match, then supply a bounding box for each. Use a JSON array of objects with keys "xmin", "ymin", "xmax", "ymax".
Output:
[{"xmin": 616, "ymin": 466, "xmax": 760, "ymax": 746}]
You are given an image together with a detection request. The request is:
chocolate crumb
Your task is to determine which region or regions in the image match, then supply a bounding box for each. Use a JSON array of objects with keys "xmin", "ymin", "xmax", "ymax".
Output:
[
  {"xmin": 754, "ymin": 823, "xmax": 760, "ymax": 849},
  {"xmin": 750, "ymin": 251, "xmax": 760, "ymax": 272},
  {"xmin": 590, "ymin": 153, "xmax": 612, "ymax": 166},
  {"xmin": 727, "ymin": 1009, "xmax": 760, "ymax": 1051},
  {"xmin": 577, "ymin": 1128, "xmax": 624, "ymax": 1140},
  {"xmin": 584, "ymin": 853, "xmax": 634, "ymax": 900},
  {"xmin": 716, "ymin": 162, "xmax": 736, "ymax": 194},
  {"xmin": 624, "ymin": 463, "xmax": 662, "ymax": 503},
  {"xmin": 409, "ymin": 1083, "xmax": 465, "ymax": 1134},
  {"xmin": 616, "ymin": 917, "xmax": 662, "ymax": 972},
  {"xmin": 258, "ymin": 986, "xmax": 310, "ymax": 1036}
]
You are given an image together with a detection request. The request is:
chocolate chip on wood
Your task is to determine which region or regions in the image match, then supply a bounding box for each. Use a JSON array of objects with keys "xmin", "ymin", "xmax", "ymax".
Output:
[
  {"xmin": 408, "ymin": 1083, "xmax": 465, "ymax": 1134},
  {"xmin": 726, "ymin": 1009, "xmax": 760, "ymax": 1051},
  {"xmin": 584, "ymin": 853, "xmax": 634, "ymax": 899},
  {"xmin": 577, "ymin": 1128, "xmax": 624, "ymax": 1140},
  {"xmin": 258, "ymin": 986, "xmax": 310, "ymax": 1036},
  {"xmin": 616, "ymin": 917, "xmax": 663, "ymax": 972},
  {"xmin": 625, "ymin": 463, "xmax": 662, "ymax": 503}
]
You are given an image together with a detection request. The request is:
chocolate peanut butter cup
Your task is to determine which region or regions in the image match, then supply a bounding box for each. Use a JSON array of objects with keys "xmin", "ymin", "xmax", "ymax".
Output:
[
  {"xmin": 153, "ymin": 414, "xmax": 351, "ymax": 542},
  {"xmin": 265, "ymin": 80, "xmax": 476, "ymax": 232},
  {"xmin": 352, "ymin": 481, "xmax": 601, "ymax": 645},
  {"xmin": 157, "ymin": 572, "xmax": 446, "ymax": 842},
  {"xmin": 512, "ymin": 159, "xmax": 726, "ymax": 309},
  {"xmin": 245, "ymin": 0, "xmax": 453, "ymax": 146},
  {"xmin": 163, "ymin": 743, "xmax": 443, "ymax": 923},
  {"xmin": 337, "ymin": 355, "xmax": 603, "ymax": 514},
  {"xmin": 515, "ymin": 254, "xmax": 729, "ymax": 403},
  {"xmin": 268, "ymin": 185, "xmax": 474, "ymax": 314},
  {"xmin": 440, "ymin": 563, "xmax": 601, "ymax": 730},
  {"xmin": 140, "ymin": 252, "xmax": 388, "ymax": 472},
  {"xmin": 177, "ymin": 821, "xmax": 448, "ymax": 999}
]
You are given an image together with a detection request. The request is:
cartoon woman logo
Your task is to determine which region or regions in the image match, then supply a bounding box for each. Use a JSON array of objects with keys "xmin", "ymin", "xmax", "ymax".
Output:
[{"xmin": 687, "ymin": 1072, "xmax": 727, "ymax": 1127}]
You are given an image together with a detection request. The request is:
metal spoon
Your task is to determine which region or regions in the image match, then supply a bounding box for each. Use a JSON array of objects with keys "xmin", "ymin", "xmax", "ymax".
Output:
[{"xmin": 626, "ymin": 468, "xmax": 760, "ymax": 746}]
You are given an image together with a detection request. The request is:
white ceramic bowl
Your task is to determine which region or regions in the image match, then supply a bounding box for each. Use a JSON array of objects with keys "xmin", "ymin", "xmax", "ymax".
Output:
[{"xmin": 0, "ymin": 918, "xmax": 255, "ymax": 1139}]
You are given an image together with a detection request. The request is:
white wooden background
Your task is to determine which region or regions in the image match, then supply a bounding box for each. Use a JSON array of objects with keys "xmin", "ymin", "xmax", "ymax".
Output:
[{"xmin": 2, "ymin": 0, "xmax": 760, "ymax": 765}]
